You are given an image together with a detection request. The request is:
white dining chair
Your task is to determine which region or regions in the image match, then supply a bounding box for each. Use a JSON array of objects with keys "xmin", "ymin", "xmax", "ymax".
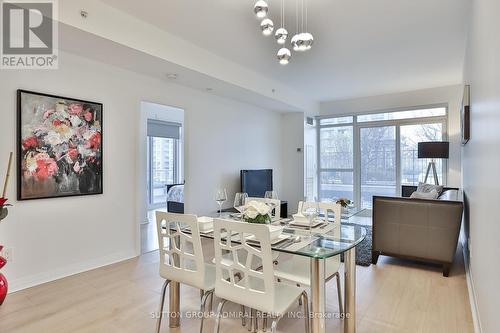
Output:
[
  {"xmin": 212, "ymin": 218, "xmax": 309, "ymax": 333},
  {"xmin": 245, "ymin": 197, "xmax": 281, "ymax": 220},
  {"xmin": 155, "ymin": 212, "xmax": 216, "ymax": 333},
  {"xmin": 274, "ymin": 201, "xmax": 344, "ymax": 314}
]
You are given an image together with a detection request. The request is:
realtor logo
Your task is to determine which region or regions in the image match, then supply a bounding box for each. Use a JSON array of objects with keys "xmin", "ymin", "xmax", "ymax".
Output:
[{"xmin": 1, "ymin": 0, "xmax": 58, "ymax": 69}]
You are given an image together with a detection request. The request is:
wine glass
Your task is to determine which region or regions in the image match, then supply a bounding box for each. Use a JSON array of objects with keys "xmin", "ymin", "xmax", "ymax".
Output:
[
  {"xmin": 234, "ymin": 192, "xmax": 248, "ymax": 221},
  {"xmin": 302, "ymin": 200, "xmax": 319, "ymax": 237},
  {"xmin": 264, "ymin": 191, "xmax": 278, "ymax": 200},
  {"xmin": 264, "ymin": 191, "xmax": 279, "ymax": 220},
  {"xmin": 215, "ymin": 188, "xmax": 227, "ymax": 217}
]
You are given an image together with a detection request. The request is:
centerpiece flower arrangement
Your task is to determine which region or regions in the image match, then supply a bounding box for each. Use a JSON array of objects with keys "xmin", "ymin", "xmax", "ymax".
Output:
[
  {"xmin": 1, "ymin": 152, "xmax": 13, "ymax": 306},
  {"xmin": 336, "ymin": 198, "xmax": 352, "ymax": 208},
  {"xmin": 0, "ymin": 197, "xmax": 11, "ymax": 222},
  {"xmin": 243, "ymin": 200, "xmax": 272, "ymax": 224}
]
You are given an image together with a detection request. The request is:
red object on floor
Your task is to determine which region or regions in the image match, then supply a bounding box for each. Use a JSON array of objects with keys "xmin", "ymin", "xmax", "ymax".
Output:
[
  {"xmin": 0, "ymin": 273, "xmax": 7, "ymax": 305},
  {"xmin": 0, "ymin": 244, "xmax": 7, "ymax": 305}
]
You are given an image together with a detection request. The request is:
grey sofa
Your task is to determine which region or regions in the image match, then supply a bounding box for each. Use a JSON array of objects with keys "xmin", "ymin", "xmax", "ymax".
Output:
[{"xmin": 372, "ymin": 186, "xmax": 463, "ymax": 276}]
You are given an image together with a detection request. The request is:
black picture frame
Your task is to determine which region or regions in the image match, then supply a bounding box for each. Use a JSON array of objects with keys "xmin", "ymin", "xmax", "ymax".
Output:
[
  {"xmin": 461, "ymin": 85, "xmax": 470, "ymax": 145},
  {"xmin": 17, "ymin": 90, "xmax": 103, "ymax": 200}
]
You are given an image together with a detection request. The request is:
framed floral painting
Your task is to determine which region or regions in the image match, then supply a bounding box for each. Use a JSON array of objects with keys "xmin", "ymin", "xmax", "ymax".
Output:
[{"xmin": 17, "ymin": 90, "xmax": 103, "ymax": 200}]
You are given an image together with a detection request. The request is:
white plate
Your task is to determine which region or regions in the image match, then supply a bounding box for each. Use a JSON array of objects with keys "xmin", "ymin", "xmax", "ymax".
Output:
[
  {"xmin": 246, "ymin": 234, "xmax": 290, "ymax": 245},
  {"xmin": 290, "ymin": 219, "xmax": 323, "ymax": 228}
]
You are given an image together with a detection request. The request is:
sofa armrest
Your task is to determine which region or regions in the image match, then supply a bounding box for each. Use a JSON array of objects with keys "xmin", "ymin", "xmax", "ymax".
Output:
[{"xmin": 372, "ymin": 196, "xmax": 463, "ymax": 264}]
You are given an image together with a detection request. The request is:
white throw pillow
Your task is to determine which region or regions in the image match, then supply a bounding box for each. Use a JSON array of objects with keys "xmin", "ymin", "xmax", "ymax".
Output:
[
  {"xmin": 416, "ymin": 182, "xmax": 443, "ymax": 195},
  {"xmin": 410, "ymin": 189, "xmax": 439, "ymax": 200}
]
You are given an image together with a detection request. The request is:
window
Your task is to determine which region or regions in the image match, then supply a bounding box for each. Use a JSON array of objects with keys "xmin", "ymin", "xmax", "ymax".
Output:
[
  {"xmin": 317, "ymin": 107, "xmax": 447, "ymax": 209},
  {"xmin": 401, "ymin": 123, "xmax": 444, "ymax": 185},
  {"xmin": 357, "ymin": 107, "xmax": 446, "ymax": 122},
  {"xmin": 146, "ymin": 120, "xmax": 182, "ymax": 208},
  {"xmin": 360, "ymin": 126, "xmax": 397, "ymax": 208},
  {"xmin": 319, "ymin": 124, "xmax": 354, "ymax": 201}
]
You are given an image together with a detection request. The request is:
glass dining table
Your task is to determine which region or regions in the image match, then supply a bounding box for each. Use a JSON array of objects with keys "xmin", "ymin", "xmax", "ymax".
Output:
[{"xmin": 167, "ymin": 212, "xmax": 367, "ymax": 333}]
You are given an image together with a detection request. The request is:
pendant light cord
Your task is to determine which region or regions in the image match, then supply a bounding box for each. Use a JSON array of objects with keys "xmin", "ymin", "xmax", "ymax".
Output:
[{"xmin": 296, "ymin": 0, "xmax": 299, "ymax": 34}]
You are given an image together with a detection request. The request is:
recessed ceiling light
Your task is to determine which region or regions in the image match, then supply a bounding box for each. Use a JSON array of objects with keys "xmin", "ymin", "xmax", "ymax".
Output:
[{"xmin": 166, "ymin": 73, "xmax": 178, "ymax": 80}]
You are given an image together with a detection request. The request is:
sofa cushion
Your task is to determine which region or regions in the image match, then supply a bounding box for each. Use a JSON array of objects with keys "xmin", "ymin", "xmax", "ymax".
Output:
[
  {"xmin": 416, "ymin": 182, "xmax": 444, "ymax": 195},
  {"xmin": 410, "ymin": 189, "xmax": 439, "ymax": 199}
]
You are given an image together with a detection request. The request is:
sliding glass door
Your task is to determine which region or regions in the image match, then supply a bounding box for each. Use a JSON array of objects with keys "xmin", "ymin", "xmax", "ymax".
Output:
[
  {"xmin": 400, "ymin": 123, "xmax": 444, "ymax": 185},
  {"xmin": 360, "ymin": 126, "xmax": 397, "ymax": 208},
  {"xmin": 317, "ymin": 107, "xmax": 447, "ymax": 210},
  {"xmin": 319, "ymin": 121, "xmax": 354, "ymax": 202}
]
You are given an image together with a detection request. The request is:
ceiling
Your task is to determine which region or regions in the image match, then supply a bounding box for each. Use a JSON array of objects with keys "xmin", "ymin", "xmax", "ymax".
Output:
[{"xmin": 100, "ymin": 0, "xmax": 469, "ymax": 103}]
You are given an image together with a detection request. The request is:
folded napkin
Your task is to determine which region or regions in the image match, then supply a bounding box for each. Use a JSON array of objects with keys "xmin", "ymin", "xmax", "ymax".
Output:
[{"xmin": 292, "ymin": 213, "xmax": 309, "ymax": 224}]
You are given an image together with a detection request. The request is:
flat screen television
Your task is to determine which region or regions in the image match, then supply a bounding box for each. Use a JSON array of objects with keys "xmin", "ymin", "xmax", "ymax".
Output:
[{"xmin": 240, "ymin": 169, "xmax": 273, "ymax": 198}]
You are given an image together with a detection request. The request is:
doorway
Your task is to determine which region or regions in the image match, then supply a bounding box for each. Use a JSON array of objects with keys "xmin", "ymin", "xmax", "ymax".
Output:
[{"xmin": 140, "ymin": 102, "xmax": 184, "ymax": 254}]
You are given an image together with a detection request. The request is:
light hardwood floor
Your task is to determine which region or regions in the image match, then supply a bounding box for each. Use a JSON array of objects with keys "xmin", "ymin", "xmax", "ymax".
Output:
[{"xmin": 0, "ymin": 246, "xmax": 473, "ymax": 333}]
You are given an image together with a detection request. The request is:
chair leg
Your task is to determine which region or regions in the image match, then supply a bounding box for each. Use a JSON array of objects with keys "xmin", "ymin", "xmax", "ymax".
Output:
[
  {"xmin": 371, "ymin": 251, "xmax": 380, "ymax": 264},
  {"xmin": 214, "ymin": 299, "xmax": 228, "ymax": 333},
  {"xmin": 241, "ymin": 305, "xmax": 247, "ymax": 326},
  {"xmin": 301, "ymin": 291, "xmax": 310, "ymax": 333},
  {"xmin": 200, "ymin": 290, "xmax": 214, "ymax": 333},
  {"xmin": 155, "ymin": 279, "xmax": 171, "ymax": 333},
  {"xmin": 252, "ymin": 309, "xmax": 259, "ymax": 333},
  {"xmin": 271, "ymin": 319, "xmax": 278, "ymax": 333},
  {"xmin": 443, "ymin": 263, "xmax": 451, "ymax": 277},
  {"xmin": 297, "ymin": 284, "xmax": 303, "ymax": 306},
  {"xmin": 263, "ymin": 313, "xmax": 267, "ymax": 332},
  {"xmin": 247, "ymin": 308, "xmax": 253, "ymax": 332},
  {"xmin": 335, "ymin": 272, "xmax": 344, "ymax": 316}
]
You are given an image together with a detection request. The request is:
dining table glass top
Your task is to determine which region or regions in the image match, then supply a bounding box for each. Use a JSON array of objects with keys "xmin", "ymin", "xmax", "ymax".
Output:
[{"xmin": 165, "ymin": 211, "xmax": 367, "ymax": 260}]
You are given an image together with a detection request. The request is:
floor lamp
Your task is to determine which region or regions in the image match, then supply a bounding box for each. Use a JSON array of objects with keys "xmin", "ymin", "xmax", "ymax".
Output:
[{"xmin": 418, "ymin": 142, "xmax": 449, "ymax": 185}]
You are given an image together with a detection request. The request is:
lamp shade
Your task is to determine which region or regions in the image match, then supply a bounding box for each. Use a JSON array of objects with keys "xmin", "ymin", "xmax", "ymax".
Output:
[{"xmin": 418, "ymin": 142, "xmax": 449, "ymax": 159}]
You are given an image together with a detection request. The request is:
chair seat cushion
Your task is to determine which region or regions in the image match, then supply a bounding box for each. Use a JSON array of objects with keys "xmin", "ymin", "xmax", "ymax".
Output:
[
  {"xmin": 235, "ymin": 277, "xmax": 305, "ymax": 316},
  {"xmin": 274, "ymin": 254, "xmax": 340, "ymax": 286}
]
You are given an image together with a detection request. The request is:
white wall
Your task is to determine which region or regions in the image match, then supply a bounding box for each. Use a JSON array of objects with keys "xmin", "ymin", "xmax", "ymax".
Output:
[
  {"xmin": 280, "ymin": 113, "xmax": 305, "ymax": 212},
  {"xmin": 0, "ymin": 50, "xmax": 286, "ymax": 291},
  {"xmin": 320, "ymin": 85, "xmax": 463, "ymax": 187},
  {"xmin": 462, "ymin": 0, "xmax": 500, "ymax": 331}
]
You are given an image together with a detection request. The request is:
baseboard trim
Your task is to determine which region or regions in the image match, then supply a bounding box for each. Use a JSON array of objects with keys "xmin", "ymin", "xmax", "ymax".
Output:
[
  {"xmin": 7, "ymin": 250, "xmax": 138, "ymax": 293},
  {"xmin": 462, "ymin": 241, "xmax": 482, "ymax": 333}
]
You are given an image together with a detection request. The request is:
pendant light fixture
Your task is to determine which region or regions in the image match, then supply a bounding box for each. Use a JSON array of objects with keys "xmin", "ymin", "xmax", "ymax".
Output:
[{"xmin": 252, "ymin": 0, "xmax": 313, "ymax": 65}]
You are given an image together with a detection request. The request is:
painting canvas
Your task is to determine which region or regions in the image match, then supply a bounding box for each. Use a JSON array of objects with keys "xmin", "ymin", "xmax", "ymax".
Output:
[
  {"xmin": 461, "ymin": 85, "xmax": 470, "ymax": 145},
  {"xmin": 17, "ymin": 90, "xmax": 103, "ymax": 200}
]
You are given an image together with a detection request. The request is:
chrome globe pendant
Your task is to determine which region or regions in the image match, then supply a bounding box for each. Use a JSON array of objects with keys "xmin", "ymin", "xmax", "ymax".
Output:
[
  {"xmin": 260, "ymin": 18, "xmax": 274, "ymax": 36},
  {"xmin": 275, "ymin": 28, "xmax": 288, "ymax": 45},
  {"xmin": 254, "ymin": 0, "xmax": 269, "ymax": 19},
  {"xmin": 277, "ymin": 48, "xmax": 291, "ymax": 65}
]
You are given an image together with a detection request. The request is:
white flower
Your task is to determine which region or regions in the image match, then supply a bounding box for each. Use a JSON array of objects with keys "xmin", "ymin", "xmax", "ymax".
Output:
[
  {"xmin": 245, "ymin": 208, "xmax": 258, "ymax": 219},
  {"xmin": 244, "ymin": 200, "xmax": 271, "ymax": 219}
]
